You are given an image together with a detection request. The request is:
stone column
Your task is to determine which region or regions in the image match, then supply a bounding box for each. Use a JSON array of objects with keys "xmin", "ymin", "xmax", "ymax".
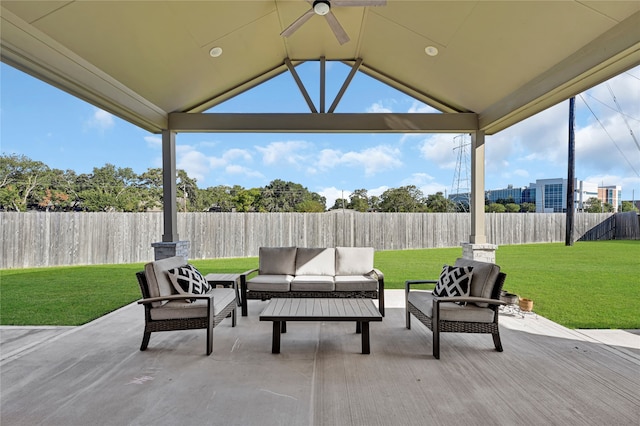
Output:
[
  {"xmin": 152, "ymin": 240, "xmax": 190, "ymax": 261},
  {"xmin": 462, "ymin": 242, "xmax": 497, "ymax": 263}
]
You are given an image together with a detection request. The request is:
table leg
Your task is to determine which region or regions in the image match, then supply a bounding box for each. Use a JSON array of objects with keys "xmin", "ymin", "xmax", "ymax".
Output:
[
  {"xmin": 281, "ymin": 321, "xmax": 287, "ymax": 333},
  {"xmin": 356, "ymin": 321, "xmax": 361, "ymax": 334},
  {"xmin": 272, "ymin": 321, "xmax": 281, "ymax": 354},
  {"xmin": 361, "ymin": 322, "xmax": 370, "ymax": 354}
]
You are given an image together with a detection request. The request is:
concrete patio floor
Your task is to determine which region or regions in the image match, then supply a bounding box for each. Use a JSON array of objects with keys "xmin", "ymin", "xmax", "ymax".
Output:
[{"xmin": 1, "ymin": 291, "xmax": 639, "ymax": 426}]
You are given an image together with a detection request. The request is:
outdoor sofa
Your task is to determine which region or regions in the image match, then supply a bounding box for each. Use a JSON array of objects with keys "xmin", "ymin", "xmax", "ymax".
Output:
[{"xmin": 240, "ymin": 246, "xmax": 384, "ymax": 317}]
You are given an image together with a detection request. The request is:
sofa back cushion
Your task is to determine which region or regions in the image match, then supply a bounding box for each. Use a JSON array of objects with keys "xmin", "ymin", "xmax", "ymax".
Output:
[
  {"xmin": 144, "ymin": 256, "xmax": 187, "ymax": 307},
  {"xmin": 335, "ymin": 247, "xmax": 374, "ymax": 275},
  {"xmin": 259, "ymin": 247, "xmax": 297, "ymax": 275},
  {"xmin": 454, "ymin": 258, "xmax": 500, "ymax": 307},
  {"xmin": 295, "ymin": 247, "xmax": 336, "ymax": 276}
]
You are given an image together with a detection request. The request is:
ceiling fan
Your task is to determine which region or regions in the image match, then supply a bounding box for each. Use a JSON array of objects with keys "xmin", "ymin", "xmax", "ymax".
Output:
[{"xmin": 281, "ymin": 0, "xmax": 386, "ymax": 45}]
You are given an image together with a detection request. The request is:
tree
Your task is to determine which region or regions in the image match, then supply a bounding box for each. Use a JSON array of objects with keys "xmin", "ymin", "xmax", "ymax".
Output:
[
  {"xmin": 348, "ymin": 189, "xmax": 369, "ymax": 212},
  {"xmin": 425, "ymin": 192, "xmax": 455, "ymax": 212},
  {"xmin": 379, "ymin": 185, "xmax": 427, "ymax": 212},
  {"xmin": 584, "ymin": 197, "xmax": 600, "ymax": 213},
  {"xmin": 0, "ymin": 154, "xmax": 51, "ymax": 211},
  {"xmin": 505, "ymin": 203, "xmax": 521, "ymax": 213},
  {"xmin": 330, "ymin": 198, "xmax": 348, "ymax": 210},
  {"xmin": 233, "ymin": 187, "xmax": 261, "ymax": 212},
  {"xmin": 520, "ymin": 202, "xmax": 536, "ymax": 213},
  {"xmin": 77, "ymin": 164, "xmax": 143, "ymax": 212},
  {"xmin": 487, "ymin": 203, "xmax": 506, "ymax": 213},
  {"xmin": 621, "ymin": 201, "xmax": 639, "ymax": 212},
  {"xmin": 257, "ymin": 180, "xmax": 325, "ymax": 212}
]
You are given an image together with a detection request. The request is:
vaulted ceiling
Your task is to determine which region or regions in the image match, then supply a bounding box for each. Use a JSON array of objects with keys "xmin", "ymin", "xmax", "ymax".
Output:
[{"xmin": 2, "ymin": 1, "xmax": 639, "ymax": 135}]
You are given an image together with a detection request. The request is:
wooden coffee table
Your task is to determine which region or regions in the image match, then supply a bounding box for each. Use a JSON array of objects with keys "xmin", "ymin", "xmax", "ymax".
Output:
[{"xmin": 259, "ymin": 298, "xmax": 383, "ymax": 354}]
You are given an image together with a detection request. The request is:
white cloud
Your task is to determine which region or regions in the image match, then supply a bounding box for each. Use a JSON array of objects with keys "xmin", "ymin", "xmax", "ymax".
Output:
[
  {"xmin": 401, "ymin": 172, "xmax": 447, "ymax": 196},
  {"xmin": 366, "ymin": 102, "xmax": 393, "ymax": 113},
  {"xmin": 407, "ymin": 101, "xmax": 439, "ymax": 114},
  {"xmin": 418, "ymin": 134, "xmax": 458, "ymax": 170},
  {"xmin": 316, "ymin": 145, "xmax": 402, "ymax": 177},
  {"xmin": 144, "ymin": 135, "xmax": 161, "ymax": 148},
  {"xmin": 225, "ymin": 164, "xmax": 264, "ymax": 179},
  {"xmin": 86, "ymin": 108, "xmax": 115, "ymax": 133},
  {"xmin": 256, "ymin": 140, "xmax": 312, "ymax": 166}
]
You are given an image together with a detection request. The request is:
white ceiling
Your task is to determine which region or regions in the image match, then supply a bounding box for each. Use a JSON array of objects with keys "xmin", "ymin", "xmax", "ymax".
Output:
[{"xmin": 2, "ymin": 1, "xmax": 639, "ymax": 134}]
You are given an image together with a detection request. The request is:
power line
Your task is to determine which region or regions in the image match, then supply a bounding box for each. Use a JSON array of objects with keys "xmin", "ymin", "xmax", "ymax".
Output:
[
  {"xmin": 584, "ymin": 93, "xmax": 640, "ymax": 123},
  {"xmin": 578, "ymin": 94, "xmax": 640, "ymax": 177},
  {"xmin": 606, "ymin": 82, "xmax": 640, "ymax": 152}
]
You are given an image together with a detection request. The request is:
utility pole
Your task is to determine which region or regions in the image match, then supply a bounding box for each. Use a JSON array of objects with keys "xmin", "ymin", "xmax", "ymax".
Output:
[{"xmin": 566, "ymin": 97, "xmax": 576, "ymax": 246}]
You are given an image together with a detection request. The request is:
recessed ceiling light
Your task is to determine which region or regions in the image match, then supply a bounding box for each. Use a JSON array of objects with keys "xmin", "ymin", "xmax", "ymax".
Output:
[
  {"xmin": 209, "ymin": 47, "xmax": 223, "ymax": 58},
  {"xmin": 425, "ymin": 46, "xmax": 439, "ymax": 57}
]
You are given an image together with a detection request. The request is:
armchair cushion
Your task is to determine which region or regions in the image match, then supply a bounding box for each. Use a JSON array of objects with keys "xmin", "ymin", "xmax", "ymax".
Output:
[
  {"xmin": 407, "ymin": 291, "xmax": 495, "ymax": 323},
  {"xmin": 432, "ymin": 265, "xmax": 473, "ymax": 304},
  {"xmin": 167, "ymin": 264, "xmax": 212, "ymax": 300},
  {"xmin": 454, "ymin": 258, "xmax": 500, "ymax": 307}
]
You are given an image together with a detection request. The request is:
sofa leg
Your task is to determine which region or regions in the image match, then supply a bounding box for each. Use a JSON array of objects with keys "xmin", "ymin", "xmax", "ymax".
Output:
[
  {"xmin": 406, "ymin": 311, "xmax": 411, "ymax": 329},
  {"xmin": 140, "ymin": 332, "xmax": 151, "ymax": 351}
]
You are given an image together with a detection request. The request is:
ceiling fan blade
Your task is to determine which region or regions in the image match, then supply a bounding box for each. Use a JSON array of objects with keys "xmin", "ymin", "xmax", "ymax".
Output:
[
  {"xmin": 332, "ymin": 0, "xmax": 387, "ymax": 6},
  {"xmin": 281, "ymin": 8, "xmax": 315, "ymax": 38},
  {"xmin": 324, "ymin": 11, "xmax": 350, "ymax": 45}
]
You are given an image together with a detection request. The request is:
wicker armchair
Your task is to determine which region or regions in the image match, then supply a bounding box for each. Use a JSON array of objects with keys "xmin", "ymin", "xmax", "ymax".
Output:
[
  {"xmin": 136, "ymin": 256, "xmax": 237, "ymax": 356},
  {"xmin": 405, "ymin": 258, "xmax": 507, "ymax": 359}
]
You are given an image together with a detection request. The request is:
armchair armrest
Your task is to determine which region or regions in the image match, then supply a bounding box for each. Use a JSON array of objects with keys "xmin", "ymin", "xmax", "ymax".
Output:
[
  {"xmin": 405, "ymin": 279, "xmax": 437, "ymax": 294},
  {"xmin": 433, "ymin": 295, "xmax": 506, "ymax": 306},
  {"xmin": 138, "ymin": 293, "xmax": 214, "ymax": 305}
]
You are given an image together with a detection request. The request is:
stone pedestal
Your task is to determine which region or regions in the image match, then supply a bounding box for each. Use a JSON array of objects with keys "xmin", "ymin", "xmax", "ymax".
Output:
[
  {"xmin": 462, "ymin": 243, "xmax": 497, "ymax": 263},
  {"xmin": 152, "ymin": 240, "xmax": 190, "ymax": 261}
]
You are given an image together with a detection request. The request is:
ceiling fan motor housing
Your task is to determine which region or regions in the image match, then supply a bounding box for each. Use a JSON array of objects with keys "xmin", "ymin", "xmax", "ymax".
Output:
[{"xmin": 313, "ymin": 0, "xmax": 331, "ymax": 15}]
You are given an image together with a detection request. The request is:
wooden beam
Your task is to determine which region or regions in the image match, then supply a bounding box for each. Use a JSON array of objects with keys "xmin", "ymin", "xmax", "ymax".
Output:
[
  {"xmin": 168, "ymin": 112, "xmax": 478, "ymax": 133},
  {"xmin": 285, "ymin": 59, "xmax": 317, "ymax": 113},
  {"xmin": 329, "ymin": 58, "xmax": 362, "ymax": 113}
]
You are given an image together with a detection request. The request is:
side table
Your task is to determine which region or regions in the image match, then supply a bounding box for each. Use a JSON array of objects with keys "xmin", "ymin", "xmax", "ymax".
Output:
[{"xmin": 205, "ymin": 273, "xmax": 242, "ymax": 313}]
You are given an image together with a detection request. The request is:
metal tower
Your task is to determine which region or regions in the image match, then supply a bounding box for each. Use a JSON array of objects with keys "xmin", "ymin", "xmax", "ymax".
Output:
[{"xmin": 450, "ymin": 134, "xmax": 471, "ymax": 212}]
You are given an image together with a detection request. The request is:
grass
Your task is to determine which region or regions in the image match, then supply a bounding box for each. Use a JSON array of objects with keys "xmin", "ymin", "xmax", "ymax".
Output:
[{"xmin": 1, "ymin": 241, "xmax": 638, "ymax": 329}]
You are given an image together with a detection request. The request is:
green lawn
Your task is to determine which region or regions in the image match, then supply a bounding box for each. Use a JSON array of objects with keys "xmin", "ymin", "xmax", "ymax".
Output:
[{"xmin": 1, "ymin": 241, "xmax": 638, "ymax": 329}]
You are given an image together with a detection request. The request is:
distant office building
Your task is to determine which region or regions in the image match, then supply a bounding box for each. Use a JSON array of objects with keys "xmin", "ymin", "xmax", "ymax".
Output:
[
  {"xmin": 448, "ymin": 179, "xmax": 620, "ymax": 213},
  {"xmin": 599, "ymin": 185, "xmax": 622, "ymax": 212},
  {"xmin": 535, "ymin": 178, "xmax": 598, "ymax": 213},
  {"xmin": 485, "ymin": 185, "xmax": 527, "ymax": 204}
]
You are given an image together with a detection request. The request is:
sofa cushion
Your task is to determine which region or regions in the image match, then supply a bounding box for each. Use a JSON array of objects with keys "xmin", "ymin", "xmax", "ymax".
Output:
[
  {"xmin": 408, "ymin": 291, "xmax": 495, "ymax": 323},
  {"xmin": 334, "ymin": 275, "xmax": 378, "ymax": 292},
  {"xmin": 246, "ymin": 274, "xmax": 292, "ymax": 292},
  {"xmin": 454, "ymin": 258, "xmax": 500, "ymax": 307},
  {"xmin": 149, "ymin": 288, "xmax": 236, "ymax": 321},
  {"xmin": 335, "ymin": 247, "xmax": 374, "ymax": 275},
  {"xmin": 295, "ymin": 247, "xmax": 336, "ymax": 276},
  {"xmin": 144, "ymin": 256, "xmax": 187, "ymax": 307},
  {"xmin": 432, "ymin": 265, "xmax": 473, "ymax": 305},
  {"xmin": 259, "ymin": 247, "xmax": 297, "ymax": 275},
  {"xmin": 291, "ymin": 275, "xmax": 335, "ymax": 291},
  {"xmin": 167, "ymin": 264, "xmax": 212, "ymax": 301}
]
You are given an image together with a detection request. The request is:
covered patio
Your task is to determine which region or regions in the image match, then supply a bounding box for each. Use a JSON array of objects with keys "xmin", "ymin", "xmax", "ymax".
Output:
[
  {"xmin": 2, "ymin": 1, "xmax": 639, "ymax": 254},
  {"xmin": 2, "ymin": 293, "xmax": 639, "ymax": 425},
  {"xmin": 2, "ymin": 3, "xmax": 640, "ymax": 424}
]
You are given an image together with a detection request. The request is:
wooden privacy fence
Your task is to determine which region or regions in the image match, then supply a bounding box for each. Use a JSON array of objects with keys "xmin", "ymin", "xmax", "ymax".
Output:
[{"xmin": 0, "ymin": 211, "xmax": 631, "ymax": 269}]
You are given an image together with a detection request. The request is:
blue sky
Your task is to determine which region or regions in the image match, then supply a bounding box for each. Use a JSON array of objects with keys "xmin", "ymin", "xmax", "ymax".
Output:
[{"xmin": 1, "ymin": 61, "xmax": 639, "ymax": 208}]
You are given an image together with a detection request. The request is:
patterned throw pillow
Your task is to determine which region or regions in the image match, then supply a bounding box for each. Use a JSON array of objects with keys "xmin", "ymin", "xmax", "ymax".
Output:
[
  {"xmin": 433, "ymin": 265, "xmax": 474, "ymax": 304},
  {"xmin": 166, "ymin": 264, "xmax": 212, "ymax": 301}
]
